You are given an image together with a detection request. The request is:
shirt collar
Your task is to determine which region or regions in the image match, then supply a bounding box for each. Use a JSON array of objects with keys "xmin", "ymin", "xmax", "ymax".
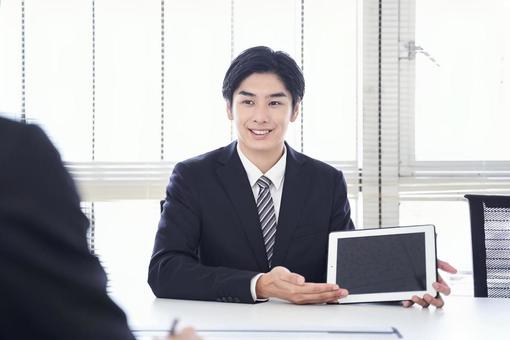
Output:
[{"xmin": 237, "ymin": 142, "xmax": 286, "ymax": 190}]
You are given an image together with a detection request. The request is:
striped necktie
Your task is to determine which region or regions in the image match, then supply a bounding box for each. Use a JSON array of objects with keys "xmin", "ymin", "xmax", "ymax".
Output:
[{"xmin": 256, "ymin": 175, "xmax": 277, "ymax": 267}]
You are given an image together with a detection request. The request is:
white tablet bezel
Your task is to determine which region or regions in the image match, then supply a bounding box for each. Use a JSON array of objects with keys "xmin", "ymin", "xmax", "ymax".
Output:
[{"xmin": 327, "ymin": 224, "xmax": 437, "ymax": 304}]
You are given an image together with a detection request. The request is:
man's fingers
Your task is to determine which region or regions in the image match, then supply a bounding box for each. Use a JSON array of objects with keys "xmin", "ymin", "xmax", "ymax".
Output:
[
  {"xmin": 404, "ymin": 287, "xmax": 447, "ymax": 308},
  {"xmin": 267, "ymin": 267, "xmax": 351, "ymax": 304},
  {"xmin": 437, "ymin": 259, "xmax": 458, "ymax": 274},
  {"xmin": 300, "ymin": 282, "xmax": 342, "ymax": 294},
  {"xmin": 290, "ymin": 289, "xmax": 346, "ymax": 305},
  {"xmin": 274, "ymin": 280, "xmax": 348, "ymax": 304},
  {"xmin": 402, "ymin": 300, "xmax": 413, "ymax": 308},
  {"xmin": 275, "ymin": 280, "xmax": 342, "ymax": 295},
  {"xmin": 411, "ymin": 295, "xmax": 430, "ymax": 308},
  {"xmin": 423, "ymin": 294, "xmax": 444, "ymax": 308},
  {"xmin": 272, "ymin": 267, "xmax": 305, "ymax": 285},
  {"xmin": 271, "ymin": 276, "xmax": 306, "ymax": 294},
  {"xmin": 433, "ymin": 281, "xmax": 451, "ymax": 295}
]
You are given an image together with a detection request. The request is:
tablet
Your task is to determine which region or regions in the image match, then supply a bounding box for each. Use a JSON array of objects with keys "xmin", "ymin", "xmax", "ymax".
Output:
[{"xmin": 327, "ymin": 224, "xmax": 437, "ymax": 303}]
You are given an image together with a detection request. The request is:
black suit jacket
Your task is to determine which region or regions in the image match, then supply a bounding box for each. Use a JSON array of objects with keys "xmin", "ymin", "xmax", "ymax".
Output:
[
  {"xmin": 148, "ymin": 141, "xmax": 354, "ymax": 303},
  {"xmin": 0, "ymin": 118, "xmax": 134, "ymax": 339}
]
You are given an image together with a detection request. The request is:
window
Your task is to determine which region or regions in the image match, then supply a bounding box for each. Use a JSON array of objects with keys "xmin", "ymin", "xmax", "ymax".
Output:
[
  {"xmin": 4, "ymin": 0, "xmax": 505, "ymax": 298},
  {"xmin": 0, "ymin": 0, "xmax": 361, "ymax": 296},
  {"xmin": 414, "ymin": 0, "xmax": 510, "ymax": 161},
  {"xmin": 398, "ymin": 0, "xmax": 510, "ymax": 295}
]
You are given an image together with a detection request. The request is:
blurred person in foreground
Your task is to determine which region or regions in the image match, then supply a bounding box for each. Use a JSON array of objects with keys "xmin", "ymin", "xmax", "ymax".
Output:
[{"xmin": 0, "ymin": 116, "xmax": 200, "ymax": 340}]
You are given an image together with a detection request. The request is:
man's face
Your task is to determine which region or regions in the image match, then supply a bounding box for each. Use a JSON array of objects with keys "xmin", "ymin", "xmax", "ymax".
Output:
[{"xmin": 227, "ymin": 72, "xmax": 299, "ymax": 156}]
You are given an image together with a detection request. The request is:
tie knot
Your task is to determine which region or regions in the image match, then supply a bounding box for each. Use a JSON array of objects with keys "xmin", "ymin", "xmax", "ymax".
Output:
[{"xmin": 256, "ymin": 176, "xmax": 272, "ymax": 189}]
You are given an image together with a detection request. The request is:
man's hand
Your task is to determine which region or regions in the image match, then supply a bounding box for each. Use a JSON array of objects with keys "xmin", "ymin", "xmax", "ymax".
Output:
[
  {"xmin": 255, "ymin": 266, "xmax": 348, "ymax": 304},
  {"xmin": 402, "ymin": 259, "xmax": 458, "ymax": 308}
]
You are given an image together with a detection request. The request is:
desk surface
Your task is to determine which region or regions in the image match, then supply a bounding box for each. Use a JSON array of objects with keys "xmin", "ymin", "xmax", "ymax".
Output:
[{"xmin": 115, "ymin": 290, "xmax": 510, "ymax": 339}]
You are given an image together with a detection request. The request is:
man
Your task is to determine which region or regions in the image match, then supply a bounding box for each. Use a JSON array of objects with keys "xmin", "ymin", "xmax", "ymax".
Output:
[
  {"xmin": 0, "ymin": 116, "xmax": 199, "ymax": 339},
  {"xmin": 148, "ymin": 46, "xmax": 455, "ymax": 306}
]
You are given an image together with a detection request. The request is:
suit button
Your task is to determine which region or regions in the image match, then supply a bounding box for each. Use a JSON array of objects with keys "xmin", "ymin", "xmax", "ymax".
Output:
[
  {"xmin": 221, "ymin": 297, "xmax": 227, "ymax": 302},
  {"xmin": 216, "ymin": 298, "xmax": 221, "ymax": 302},
  {"xmin": 227, "ymin": 296, "xmax": 233, "ymax": 302},
  {"xmin": 234, "ymin": 297, "xmax": 240, "ymax": 303}
]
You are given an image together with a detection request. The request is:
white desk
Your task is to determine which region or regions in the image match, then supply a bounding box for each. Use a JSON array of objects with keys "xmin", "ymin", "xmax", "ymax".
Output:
[{"xmin": 115, "ymin": 291, "xmax": 510, "ymax": 339}]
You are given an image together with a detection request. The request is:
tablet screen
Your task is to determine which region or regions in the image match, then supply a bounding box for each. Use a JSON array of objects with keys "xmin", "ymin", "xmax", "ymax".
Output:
[{"xmin": 336, "ymin": 232, "xmax": 426, "ymax": 294}]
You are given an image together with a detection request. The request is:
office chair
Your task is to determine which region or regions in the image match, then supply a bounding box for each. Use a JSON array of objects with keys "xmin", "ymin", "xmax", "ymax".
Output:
[{"xmin": 465, "ymin": 194, "xmax": 510, "ymax": 298}]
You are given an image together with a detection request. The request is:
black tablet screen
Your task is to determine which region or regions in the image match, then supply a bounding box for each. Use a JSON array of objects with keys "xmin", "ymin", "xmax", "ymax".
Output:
[{"xmin": 336, "ymin": 233, "xmax": 427, "ymax": 294}]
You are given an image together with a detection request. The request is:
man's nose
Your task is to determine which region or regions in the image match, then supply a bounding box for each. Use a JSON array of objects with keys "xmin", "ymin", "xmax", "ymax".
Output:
[{"xmin": 252, "ymin": 103, "xmax": 269, "ymax": 123}]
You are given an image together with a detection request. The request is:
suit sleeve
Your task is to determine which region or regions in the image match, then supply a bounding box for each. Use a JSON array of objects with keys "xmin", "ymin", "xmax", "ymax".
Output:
[
  {"xmin": 0, "ymin": 123, "xmax": 134, "ymax": 340},
  {"xmin": 329, "ymin": 170, "xmax": 355, "ymax": 232},
  {"xmin": 148, "ymin": 162, "xmax": 259, "ymax": 303}
]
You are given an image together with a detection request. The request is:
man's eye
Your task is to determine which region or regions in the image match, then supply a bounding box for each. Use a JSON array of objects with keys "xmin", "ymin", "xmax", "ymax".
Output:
[
  {"xmin": 242, "ymin": 100, "xmax": 254, "ymax": 105},
  {"xmin": 269, "ymin": 101, "xmax": 282, "ymax": 106}
]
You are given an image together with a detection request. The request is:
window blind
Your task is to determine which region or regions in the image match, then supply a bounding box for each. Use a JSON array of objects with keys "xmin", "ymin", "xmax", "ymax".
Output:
[
  {"xmin": 398, "ymin": 0, "xmax": 510, "ymax": 202},
  {"xmin": 0, "ymin": 0, "xmax": 363, "ymax": 295},
  {"xmin": 362, "ymin": 0, "xmax": 400, "ymax": 228}
]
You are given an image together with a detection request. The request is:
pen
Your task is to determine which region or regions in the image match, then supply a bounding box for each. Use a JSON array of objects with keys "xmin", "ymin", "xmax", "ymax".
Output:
[{"xmin": 169, "ymin": 318, "xmax": 179, "ymax": 336}]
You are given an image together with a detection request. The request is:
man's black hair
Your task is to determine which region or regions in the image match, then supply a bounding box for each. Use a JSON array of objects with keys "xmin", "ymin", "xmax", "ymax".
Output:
[{"xmin": 222, "ymin": 46, "xmax": 305, "ymax": 108}]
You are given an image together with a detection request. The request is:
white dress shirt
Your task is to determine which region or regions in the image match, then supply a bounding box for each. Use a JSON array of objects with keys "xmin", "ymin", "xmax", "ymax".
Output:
[{"xmin": 236, "ymin": 143, "xmax": 287, "ymax": 302}]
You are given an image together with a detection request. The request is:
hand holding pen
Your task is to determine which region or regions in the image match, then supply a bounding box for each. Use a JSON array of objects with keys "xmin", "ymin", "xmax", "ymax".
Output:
[{"xmin": 166, "ymin": 318, "xmax": 202, "ymax": 340}]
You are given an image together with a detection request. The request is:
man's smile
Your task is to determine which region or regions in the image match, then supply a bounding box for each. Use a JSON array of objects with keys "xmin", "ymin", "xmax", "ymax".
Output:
[{"xmin": 249, "ymin": 128, "xmax": 272, "ymax": 136}]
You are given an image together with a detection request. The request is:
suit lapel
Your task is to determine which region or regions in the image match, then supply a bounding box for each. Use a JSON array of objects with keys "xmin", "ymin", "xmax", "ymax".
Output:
[
  {"xmin": 216, "ymin": 142, "xmax": 269, "ymax": 272},
  {"xmin": 272, "ymin": 143, "xmax": 309, "ymax": 266}
]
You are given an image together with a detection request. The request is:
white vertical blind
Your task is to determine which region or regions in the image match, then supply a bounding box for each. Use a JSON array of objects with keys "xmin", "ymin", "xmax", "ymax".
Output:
[
  {"xmin": 303, "ymin": 0, "xmax": 359, "ymax": 162},
  {"xmin": 362, "ymin": 0, "xmax": 400, "ymax": 228},
  {"xmin": 234, "ymin": 0, "xmax": 301, "ymax": 57},
  {"xmin": 94, "ymin": 0, "xmax": 161, "ymax": 162},
  {"xmin": 163, "ymin": 0, "xmax": 231, "ymax": 161},
  {"xmin": 399, "ymin": 0, "xmax": 510, "ymax": 198},
  {"xmin": 362, "ymin": 0, "xmax": 381, "ymax": 228},
  {"xmin": 2, "ymin": 0, "xmax": 509, "ymax": 297},
  {"xmin": 398, "ymin": 0, "xmax": 510, "ymax": 282},
  {"xmin": 414, "ymin": 0, "xmax": 510, "ymax": 161},
  {"xmin": 0, "ymin": 1, "xmax": 21, "ymax": 116},
  {"xmin": 0, "ymin": 0, "xmax": 363, "ymax": 296},
  {"xmin": 24, "ymin": 0, "xmax": 91, "ymax": 161},
  {"xmin": 379, "ymin": 0, "xmax": 399, "ymax": 226},
  {"xmin": 397, "ymin": 0, "xmax": 415, "ymax": 176},
  {"xmin": 234, "ymin": 0, "xmax": 302, "ymax": 151}
]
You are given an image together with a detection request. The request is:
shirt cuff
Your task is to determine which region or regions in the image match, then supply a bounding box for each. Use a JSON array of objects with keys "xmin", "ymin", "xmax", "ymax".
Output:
[{"xmin": 250, "ymin": 273, "xmax": 269, "ymax": 302}]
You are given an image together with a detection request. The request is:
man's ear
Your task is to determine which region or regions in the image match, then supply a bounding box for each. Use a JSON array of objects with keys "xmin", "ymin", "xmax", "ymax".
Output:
[
  {"xmin": 290, "ymin": 101, "xmax": 301, "ymax": 122},
  {"xmin": 226, "ymin": 102, "xmax": 233, "ymax": 120}
]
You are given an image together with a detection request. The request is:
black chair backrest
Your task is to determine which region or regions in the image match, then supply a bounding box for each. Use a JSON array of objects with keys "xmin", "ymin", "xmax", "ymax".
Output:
[{"xmin": 465, "ymin": 194, "xmax": 510, "ymax": 298}]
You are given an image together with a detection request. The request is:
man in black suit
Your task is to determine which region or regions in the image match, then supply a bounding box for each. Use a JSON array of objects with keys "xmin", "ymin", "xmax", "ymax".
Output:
[
  {"xmin": 0, "ymin": 117, "xmax": 199, "ymax": 339},
  {"xmin": 149, "ymin": 46, "xmax": 455, "ymax": 306}
]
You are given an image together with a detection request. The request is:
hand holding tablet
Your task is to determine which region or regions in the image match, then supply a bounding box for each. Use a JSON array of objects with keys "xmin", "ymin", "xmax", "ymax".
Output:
[
  {"xmin": 327, "ymin": 225, "xmax": 454, "ymax": 306},
  {"xmin": 256, "ymin": 224, "xmax": 456, "ymax": 306},
  {"xmin": 402, "ymin": 259, "xmax": 457, "ymax": 308}
]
